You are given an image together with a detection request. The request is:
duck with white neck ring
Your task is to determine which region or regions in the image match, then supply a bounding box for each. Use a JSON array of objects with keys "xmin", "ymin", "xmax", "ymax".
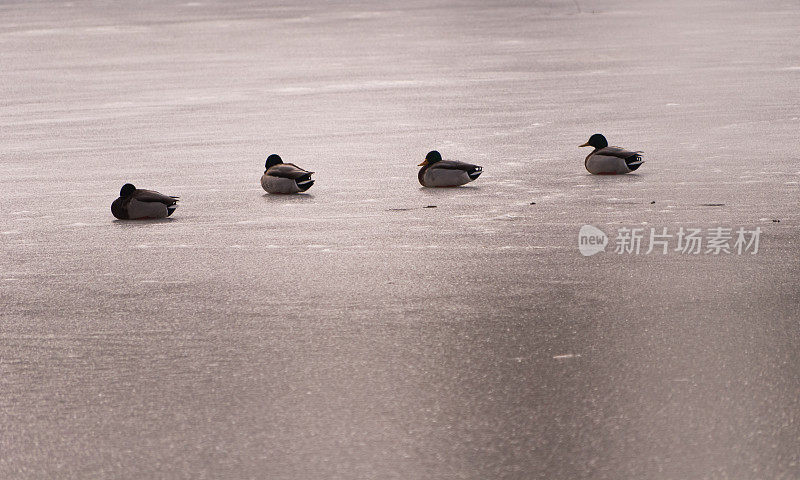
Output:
[{"xmin": 579, "ymin": 134, "xmax": 644, "ymax": 175}]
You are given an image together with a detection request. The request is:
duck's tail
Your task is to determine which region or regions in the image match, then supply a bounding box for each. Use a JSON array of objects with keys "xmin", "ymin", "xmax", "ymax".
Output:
[
  {"xmin": 166, "ymin": 204, "xmax": 178, "ymax": 216},
  {"xmin": 468, "ymin": 166, "xmax": 483, "ymax": 180},
  {"xmin": 295, "ymin": 178, "xmax": 315, "ymax": 192},
  {"xmin": 626, "ymin": 153, "xmax": 644, "ymax": 171}
]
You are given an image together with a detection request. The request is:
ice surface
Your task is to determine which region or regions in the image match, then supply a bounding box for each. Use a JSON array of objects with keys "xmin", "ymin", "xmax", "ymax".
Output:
[{"xmin": 1, "ymin": 0, "xmax": 800, "ymax": 478}]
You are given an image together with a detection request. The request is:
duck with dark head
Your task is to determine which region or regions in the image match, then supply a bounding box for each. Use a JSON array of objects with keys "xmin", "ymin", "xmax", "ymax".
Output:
[
  {"xmin": 111, "ymin": 183, "xmax": 179, "ymax": 220},
  {"xmin": 261, "ymin": 154, "xmax": 315, "ymax": 194},
  {"xmin": 417, "ymin": 150, "xmax": 483, "ymax": 187},
  {"xmin": 579, "ymin": 134, "xmax": 644, "ymax": 175}
]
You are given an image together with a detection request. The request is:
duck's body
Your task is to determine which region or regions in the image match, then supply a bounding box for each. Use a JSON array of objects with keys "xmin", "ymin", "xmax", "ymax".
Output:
[
  {"xmin": 418, "ymin": 151, "xmax": 482, "ymax": 187},
  {"xmin": 111, "ymin": 184, "xmax": 178, "ymax": 220},
  {"xmin": 261, "ymin": 154, "xmax": 314, "ymax": 194},
  {"xmin": 584, "ymin": 146, "xmax": 644, "ymax": 175},
  {"xmin": 580, "ymin": 134, "xmax": 643, "ymax": 175}
]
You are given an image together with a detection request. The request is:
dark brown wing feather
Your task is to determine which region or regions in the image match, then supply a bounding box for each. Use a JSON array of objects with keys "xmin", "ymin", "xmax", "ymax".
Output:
[
  {"xmin": 266, "ymin": 163, "xmax": 314, "ymax": 180},
  {"xmin": 596, "ymin": 146, "xmax": 642, "ymax": 160},
  {"xmin": 432, "ymin": 160, "xmax": 481, "ymax": 171},
  {"xmin": 132, "ymin": 189, "xmax": 178, "ymax": 205}
]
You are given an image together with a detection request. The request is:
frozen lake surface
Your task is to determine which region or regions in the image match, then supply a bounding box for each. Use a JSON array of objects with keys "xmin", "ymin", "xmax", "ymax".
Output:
[{"xmin": 2, "ymin": 0, "xmax": 799, "ymax": 477}]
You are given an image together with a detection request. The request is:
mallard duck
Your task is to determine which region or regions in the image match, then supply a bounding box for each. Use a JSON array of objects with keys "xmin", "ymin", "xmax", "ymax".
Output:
[
  {"xmin": 261, "ymin": 154, "xmax": 315, "ymax": 194},
  {"xmin": 111, "ymin": 184, "xmax": 178, "ymax": 219},
  {"xmin": 418, "ymin": 150, "xmax": 482, "ymax": 187},
  {"xmin": 579, "ymin": 134, "xmax": 644, "ymax": 175}
]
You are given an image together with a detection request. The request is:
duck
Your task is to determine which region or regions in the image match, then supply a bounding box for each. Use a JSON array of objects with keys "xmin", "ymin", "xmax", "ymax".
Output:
[
  {"xmin": 418, "ymin": 150, "xmax": 483, "ymax": 187},
  {"xmin": 579, "ymin": 134, "xmax": 644, "ymax": 175},
  {"xmin": 261, "ymin": 154, "xmax": 315, "ymax": 194},
  {"xmin": 111, "ymin": 183, "xmax": 178, "ymax": 220}
]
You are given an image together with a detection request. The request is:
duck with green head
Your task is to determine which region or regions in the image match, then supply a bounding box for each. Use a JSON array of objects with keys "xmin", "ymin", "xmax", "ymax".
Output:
[
  {"xmin": 261, "ymin": 154, "xmax": 315, "ymax": 194},
  {"xmin": 579, "ymin": 134, "xmax": 644, "ymax": 175},
  {"xmin": 418, "ymin": 150, "xmax": 483, "ymax": 187},
  {"xmin": 111, "ymin": 183, "xmax": 179, "ymax": 220}
]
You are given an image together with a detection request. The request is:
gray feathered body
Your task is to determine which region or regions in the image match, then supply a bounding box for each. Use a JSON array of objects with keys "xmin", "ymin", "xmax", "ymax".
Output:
[
  {"xmin": 418, "ymin": 160, "xmax": 483, "ymax": 187},
  {"xmin": 261, "ymin": 163, "xmax": 315, "ymax": 194},
  {"xmin": 585, "ymin": 146, "xmax": 644, "ymax": 175},
  {"xmin": 111, "ymin": 189, "xmax": 179, "ymax": 219}
]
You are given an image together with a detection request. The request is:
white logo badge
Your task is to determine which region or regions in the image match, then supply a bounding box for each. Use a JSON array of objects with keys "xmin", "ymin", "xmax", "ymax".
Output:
[{"xmin": 578, "ymin": 225, "xmax": 608, "ymax": 256}]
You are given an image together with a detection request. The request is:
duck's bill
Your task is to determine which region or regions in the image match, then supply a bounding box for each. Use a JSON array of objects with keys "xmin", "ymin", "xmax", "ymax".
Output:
[
  {"xmin": 578, "ymin": 142, "xmax": 590, "ymax": 147},
  {"xmin": 418, "ymin": 160, "xmax": 428, "ymax": 166}
]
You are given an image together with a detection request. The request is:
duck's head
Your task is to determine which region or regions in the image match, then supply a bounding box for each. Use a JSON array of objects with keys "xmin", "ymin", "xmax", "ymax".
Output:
[
  {"xmin": 579, "ymin": 134, "xmax": 608, "ymax": 149},
  {"xmin": 418, "ymin": 150, "xmax": 442, "ymax": 167},
  {"xmin": 265, "ymin": 154, "xmax": 283, "ymax": 170},
  {"xmin": 119, "ymin": 183, "xmax": 136, "ymax": 197}
]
